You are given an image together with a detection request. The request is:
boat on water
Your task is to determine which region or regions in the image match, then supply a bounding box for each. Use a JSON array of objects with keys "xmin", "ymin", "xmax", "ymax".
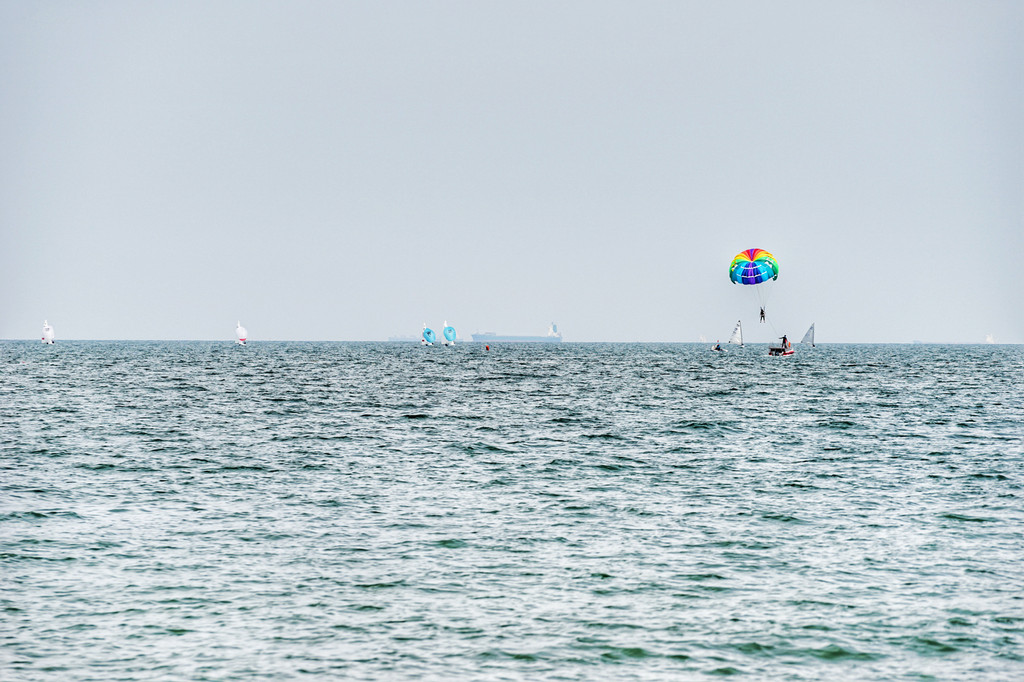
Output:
[
  {"xmin": 768, "ymin": 335, "xmax": 794, "ymax": 357},
  {"xmin": 42, "ymin": 320, "xmax": 54, "ymax": 344},
  {"xmin": 801, "ymin": 324, "xmax": 815, "ymax": 347},
  {"xmin": 422, "ymin": 324, "xmax": 435, "ymax": 346},
  {"xmin": 728, "ymin": 320, "xmax": 743, "ymax": 348},
  {"xmin": 471, "ymin": 323, "xmax": 562, "ymax": 343},
  {"xmin": 235, "ymin": 322, "xmax": 248, "ymax": 345},
  {"xmin": 442, "ymin": 321, "xmax": 457, "ymax": 346}
]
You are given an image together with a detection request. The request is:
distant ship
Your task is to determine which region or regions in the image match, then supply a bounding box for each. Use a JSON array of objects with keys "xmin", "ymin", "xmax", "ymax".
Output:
[{"xmin": 471, "ymin": 323, "xmax": 562, "ymax": 343}]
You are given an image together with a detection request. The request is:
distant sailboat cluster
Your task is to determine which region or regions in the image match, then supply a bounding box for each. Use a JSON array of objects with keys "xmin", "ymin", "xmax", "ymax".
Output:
[
  {"xmin": 421, "ymin": 322, "xmax": 458, "ymax": 346},
  {"xmin": 29, "ymin": 316, "xmax": 820, "ymax": 349},
  {"xmin": 715, "ymin": 320, "xmax": 813, "ymax": 355},
  {"xmin": 31, "ymin": 319, "xmax": 472, "ymax": 346}
]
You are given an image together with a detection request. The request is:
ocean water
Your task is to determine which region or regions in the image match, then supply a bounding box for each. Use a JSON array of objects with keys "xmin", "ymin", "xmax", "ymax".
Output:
[{"xmin": 2, "ymin": 341, "xmax": 1022, "ymax": 680}]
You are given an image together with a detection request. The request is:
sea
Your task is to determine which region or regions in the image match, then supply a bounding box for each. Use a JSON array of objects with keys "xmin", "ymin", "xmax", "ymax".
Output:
[{"xmin": 2, "ymin": 341, "xmax": 1022, "ymax": 680}]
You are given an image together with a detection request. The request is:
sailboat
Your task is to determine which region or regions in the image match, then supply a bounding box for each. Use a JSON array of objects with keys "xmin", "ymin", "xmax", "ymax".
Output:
[
  {"xmin": 728, "ymin": 320, "xmax": 743, "ymax": 347},
  {"xmin": 442, "ymin": 321, "xmax": 456, "ymax": 346},
  {"xmin": 801, "ymin": 324, "xmax": 815, "ymax": 347},
  {"xmin": 235, "ymin": 321, "xmax": 248, "ymax": 345},
  {"xmin": 422, "ymin": 324, "xmax": 435, "ymax": 346},
  {"xmin": 42, "ymin": 320, "xmax": 55, "ymax": 344}
]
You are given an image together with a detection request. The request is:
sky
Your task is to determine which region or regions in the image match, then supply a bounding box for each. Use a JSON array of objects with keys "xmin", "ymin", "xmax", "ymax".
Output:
[{"xmin": 2, "ymin": 1, "xmax": 1021, "ymax": 343}]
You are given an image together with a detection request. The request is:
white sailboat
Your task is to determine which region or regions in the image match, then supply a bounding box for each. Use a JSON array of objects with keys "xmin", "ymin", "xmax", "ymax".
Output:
[
  {"xmin": 728, "ymin": 320, "xmax": 743, "ymax": 347},
  {"xmin": 235, "ymin": 321, "xmax": 248, "ymax": 345},
  {"xmin": 801, "ymin": 323, "xmax": 815, "ymax": 347},
  {"xmin": 42, "ymin": 320, "xmax": 55, "ymax": 344}
]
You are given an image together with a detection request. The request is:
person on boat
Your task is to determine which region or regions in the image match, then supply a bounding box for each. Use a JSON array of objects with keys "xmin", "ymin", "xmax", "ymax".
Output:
[
  {"xmin": 760, "ymin": 307, "xmax": 766, "ymax": 323},
  {"xmin": 713, "ymin": 341, "xmax": 722, "ymax": 351},
  {"xmin": 782, "ymin": 334, "xmax": 789, "ymax": 348}
]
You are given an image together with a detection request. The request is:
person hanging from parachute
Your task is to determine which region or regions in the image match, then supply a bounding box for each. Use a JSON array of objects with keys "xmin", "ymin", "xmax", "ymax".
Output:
[{"xmin": 729, "ymin": 248, "xmax": 779, "ymax": 322}]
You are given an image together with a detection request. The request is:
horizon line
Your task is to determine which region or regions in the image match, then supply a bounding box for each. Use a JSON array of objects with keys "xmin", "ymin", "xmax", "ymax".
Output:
[{"xmin": 2, "ymin": 339, "xmax": 1018, "ymax": 346}]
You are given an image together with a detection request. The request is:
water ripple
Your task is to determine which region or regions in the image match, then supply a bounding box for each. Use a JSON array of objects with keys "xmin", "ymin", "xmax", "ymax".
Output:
[{"xmin": 1, "ymin": 341, "xmax": 1022, "ymax": 679}]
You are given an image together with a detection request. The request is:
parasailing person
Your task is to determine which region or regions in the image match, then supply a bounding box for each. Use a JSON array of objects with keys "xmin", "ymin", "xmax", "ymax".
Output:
[{"xmin": 729, "ymin": 248, "xmax": 780, "ymax": 322}]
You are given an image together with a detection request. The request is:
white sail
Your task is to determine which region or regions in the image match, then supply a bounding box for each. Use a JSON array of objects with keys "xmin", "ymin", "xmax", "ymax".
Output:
[
  {"xmin": 235, "ymin": 321, "xmax": 248, "ymax": 345},
  {"xmin": 728, "ymin": 320, "xmax": 743, "ymax": 346},
  {"xmin": 42, "ymin": 320, "xmax": 55, "ymax": 344},
  {"xmin": 801, "ymin": 324, "xmax": 815, "ymax": 346}
]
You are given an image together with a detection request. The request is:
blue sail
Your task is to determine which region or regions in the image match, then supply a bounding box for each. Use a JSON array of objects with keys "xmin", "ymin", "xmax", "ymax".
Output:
[
  {"xmin": 443, "ymin": 326, "xmax": 456, "ymax": 343},
  {"xmin": 422, "ymin": 327, "xmax": 436, "ymax": 344}
]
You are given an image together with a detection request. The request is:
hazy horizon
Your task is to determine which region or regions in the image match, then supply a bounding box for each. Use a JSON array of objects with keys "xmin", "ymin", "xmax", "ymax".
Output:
[
  {"xmin": 3, "ymin": 2, "xmax": 1022, "ymax": 344},
  {"xmin": 3, "ymin": 335, "xmax": 1020, "ymax": 345}
]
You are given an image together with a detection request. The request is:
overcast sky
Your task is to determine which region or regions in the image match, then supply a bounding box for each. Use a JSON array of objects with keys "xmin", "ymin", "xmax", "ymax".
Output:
[{"xmin": 2, "ymin": 1, "xmax": 1021, "ymax": 343}]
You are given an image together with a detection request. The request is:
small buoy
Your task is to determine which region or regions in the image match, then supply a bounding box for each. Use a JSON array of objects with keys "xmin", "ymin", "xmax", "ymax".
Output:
[{"xmin": 485, "ymin": 345, "xmax": 489, "ymax": 351}]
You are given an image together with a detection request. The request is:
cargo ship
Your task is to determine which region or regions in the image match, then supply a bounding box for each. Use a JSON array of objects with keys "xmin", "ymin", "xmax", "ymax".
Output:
[{"xmin": 471, "ymin": 323, "xmax": 562, "ymax": 343}]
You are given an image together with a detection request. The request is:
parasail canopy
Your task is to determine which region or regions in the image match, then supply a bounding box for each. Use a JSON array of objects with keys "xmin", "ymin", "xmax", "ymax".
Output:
[{"xmin": 729, "ymin": 248, "xmax": 779, "ymax": 285}]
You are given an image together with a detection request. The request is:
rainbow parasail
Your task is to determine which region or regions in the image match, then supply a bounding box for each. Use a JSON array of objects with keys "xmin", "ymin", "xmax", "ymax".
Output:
[{"xmin": 729, "ymin": 248, "xmax": 779, "ymax": 285}]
